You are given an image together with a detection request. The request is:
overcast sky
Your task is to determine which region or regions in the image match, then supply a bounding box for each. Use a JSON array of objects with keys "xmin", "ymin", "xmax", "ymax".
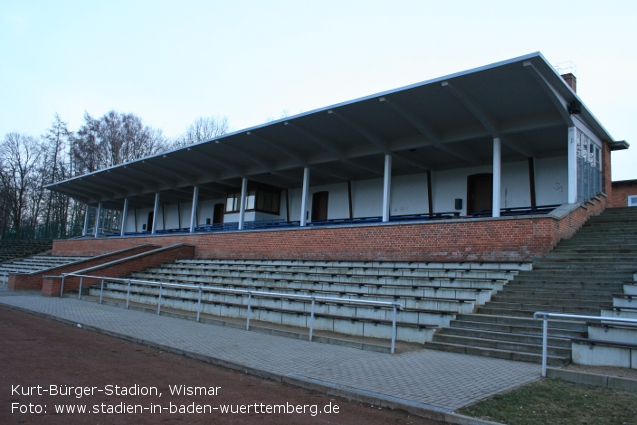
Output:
[{"xmin": 1, "ymin": 0, "xmax": 636, "ymax": 180}]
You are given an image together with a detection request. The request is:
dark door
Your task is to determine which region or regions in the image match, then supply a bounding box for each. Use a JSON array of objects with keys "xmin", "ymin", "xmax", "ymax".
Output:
[
  {"xmin": 213, "ymin": 203, "xmax": 224, "ymax": 224},
  {"xmin": 311, "ymin": 191, "xmax": 329, "ymax": 221},
  {"xmin": 147, "ymin": 211, "xmax": 154, "ymax": 232},
  {"xmin": 467, "ymin": 174, "xmax": 493, "ymax": 215}
]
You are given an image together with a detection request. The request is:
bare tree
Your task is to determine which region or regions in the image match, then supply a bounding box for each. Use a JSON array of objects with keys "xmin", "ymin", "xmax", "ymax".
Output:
[
  {"xmin": 73, "ymin": 110, "xmax": 169, "ymax": 173},
  {"xmin": 0, "ymin": 133, "xmax": 43, "ymax": 231},
  {"xmin": 173, "ymin": 115, "xmax": 229, "ymax": 147}
]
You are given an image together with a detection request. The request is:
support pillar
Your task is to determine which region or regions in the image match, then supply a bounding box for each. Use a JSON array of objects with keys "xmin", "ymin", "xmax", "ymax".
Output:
[
  {"xmin": 238, "ymin": 178, "xmax": 248, "ymax": 230},
  {"xmin": 120, "ymin": 198, "xmax": 129, "ymax": 236},
  {"xmin": 492, "ymin": 138, "xmax": 501, "ymax": 218},
  {"xmin": 152, "ymin": 192, "xmax": 160, "ymax": 235},
  {"xmin": 567, "ymin": 126, "xmax": 578, "ymax": 203},
  {"xmin": 300, "ymin": 168, "xmax": 310, "ymax": 226},
  {"xmin": 82, "ymin": 205, "xmax": 90, "ymax": 236},
  {"xmin": 94, "ymin": 202, "xmax": 102, "ymax": 238},
  {"xmin": 189, "ymin": 186, "xmax": 199, "ymax": 233},
  {"xmin": 382, "ymin": 154, "xmax": 392, "ymax": 222}
]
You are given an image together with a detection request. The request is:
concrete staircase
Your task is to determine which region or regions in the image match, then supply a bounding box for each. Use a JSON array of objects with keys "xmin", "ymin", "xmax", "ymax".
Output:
[
  {"xmin": 86, "ymin": 259, "xmax": 527, "ymax": 346},
  {"xmin": 426, "ymin": 207, "xmax": 637, "ymax": 366},
  {"xmin": 0, "ymin": 254, "xmax": 88, "ymax": 285}
]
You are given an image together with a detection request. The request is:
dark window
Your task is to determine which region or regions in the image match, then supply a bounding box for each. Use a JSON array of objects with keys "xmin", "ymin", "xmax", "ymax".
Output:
[{"xmin": 225, "ymin": 186, "xmax": 281, "ymax": 215}]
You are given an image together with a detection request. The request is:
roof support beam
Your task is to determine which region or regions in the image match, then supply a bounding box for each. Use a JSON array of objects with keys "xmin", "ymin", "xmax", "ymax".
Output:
[
  {"xmin": 247, "ymin": 131, "xmax": 351, "ymax": 182},
  {"xmin": 523, "ymin": 61, "xmax": 574, "ymax": 127},
  {"xmin": 379, "ymin": 97, "xmax": 478, "ymax": 164},
  {"xmin": 442, "ymin": 81, "xmax": 534, "ymax": 157},
  {"xmin": 284, "ymin": 122, "xmax": 381, "ymax": 176},
  {"xmin": 328, "ymin": 109, "xmax": 431, "ymax": 171},
  {"xmin": 216, "ymin": 140, "xmax": 302, "ymax": 184},
  {"xmin": 328, "ymin": 110, "xmax": 390, "ymax": 153},
  {"xmin": 191, "ymin": 145, "xmax": 246, "ymax": 178}
]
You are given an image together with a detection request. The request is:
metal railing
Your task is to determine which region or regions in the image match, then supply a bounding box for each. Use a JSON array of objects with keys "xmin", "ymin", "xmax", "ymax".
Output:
[
  {"xmin": 62, "ymin": 273, "xmax": 405, "ymax": 353},
  {"xmin": 534, "ymin": 311, "xmax": 637, "ymax": 377}
]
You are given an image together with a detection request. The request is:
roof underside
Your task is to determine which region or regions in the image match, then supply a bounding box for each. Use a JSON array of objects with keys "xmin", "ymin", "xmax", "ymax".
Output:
[{"xmin": 47, "ymin": 52, "xmax": 621, "ymax": 210}]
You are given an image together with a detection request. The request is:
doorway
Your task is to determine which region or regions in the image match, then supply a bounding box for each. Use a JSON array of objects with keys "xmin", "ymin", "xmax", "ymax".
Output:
[
  {"xmin": 467, "ymin": 173, "xmax": 493, "ymax": 215},
  {"xmin": 213, "ymin": 203, "xmax": 224, "ymax": 224},
  {"xmin": 311, "ymin": 191, "xmax": 329, "ymax": 221},
  {"xmin": 147, "ymin": 211, "xmax": 154, "ymax": 232}
]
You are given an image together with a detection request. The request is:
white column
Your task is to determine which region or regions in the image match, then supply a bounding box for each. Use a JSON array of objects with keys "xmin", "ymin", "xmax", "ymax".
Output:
[
  {"xmin": 567, "ymin": 126, "xmax": 578, "ymax": 203},
  {"xmin": 189, "ymin": 186, "xmax": 199, "ymax": 233},
  {"xmin": 120, "ymin": 198, "xmax": 129, "ymax": 236},
  {"xmin": 382, "ymin": 154, "xmax": 392, "ymax": 222},
  {"xmin": 238, "ymin": 178, "xmax": 248, "ymax": 230},
  {"xmin": 300, "ymin": 168, "xmax": 310, "ymax": 226},
  {"xmin": 492, "ymin": 138, "xmax": 501, "ymax": 217},
  {"xmin": 82, "ymin": 205, "xmax": 90, "ymax": 236},
  {"xmin": 94, "ymin": 202, "xmax": 102, "ymax": 238},
  {"xmin": 152, "ymin": 192, "xmax": 160, "ymax": 235}
]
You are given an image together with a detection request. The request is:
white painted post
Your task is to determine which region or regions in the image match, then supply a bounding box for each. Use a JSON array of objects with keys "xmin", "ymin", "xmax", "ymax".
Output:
[
  {"xmin": 492, "ymin": 138, "xmax": 501, "ymax": 217},
  {"xmin": 94, "ymin": 203, "xmax": 102, "ymax": 238},
  {"xmin": 126, "ymin": 280, "xmax": 131, "ymax": 309},
  {"xmin": 246, "ymin": 291, "xmax": 252, "ymax": 330},
  {"xmin": 82, "ymin": 205, "xmax": 90, "ymax": 236},
  {"xmin": 391, "ymin": 304, "xmax": 397, "ymax": 354},
  {"xmin": 238, "ymin": 178, "xmax": 248, "ymax": 230},
  {"xmin": 309, "ymin": 296, "xmax": 315, "ymax": 341},
  {"xmin": 189, "ymin": 186, "xmax": 199, "ymax": 233},
  {"xmin": 567, "ymin": 126, "xmax": 578, "ymax": 204},
  {"xmin": 157, "ymin": 283, "xmax": 163, "ymax": 314},
  {"xmin": 300, "ymin": 168, "xmax": 310, "ymax": 226},
  {"xmin": 60, "ymin": 274, "xmax": 66, "ymax": 297},
  {"xmin": 120, "ymin": 198, "xmax": 129, "ymax": 236},
  {"xmin": 541, "ymin": 314, "xmax": 548, "ymax": 377},
  {"xmin": 382, "ymin": 154, "xmax": 392, "ymax": 222},
  {"xmin": 152, "ymin": 192, "xmax": 160, "ymax": 235},
  {"xmin": 197, "ymin": 285, "xmax": 202, "ymax": 322},
  {"xmin": 78, "ymin": 276, "xmax": 83, "ymax": 300}
]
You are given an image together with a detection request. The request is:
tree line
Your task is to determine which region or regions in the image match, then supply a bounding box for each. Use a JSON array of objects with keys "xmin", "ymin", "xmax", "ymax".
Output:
[{"xmin": 0, "ymin": 112, "xmax": 229, "ymax": 240}]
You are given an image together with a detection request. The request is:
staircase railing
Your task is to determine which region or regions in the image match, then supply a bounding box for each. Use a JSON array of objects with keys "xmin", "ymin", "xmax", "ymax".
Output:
[
  {"xmin": 533, "ymin": 311, "xmax": 637, "ymax": 377},
  {"xmin": 63, "ymin": 272, "xmax": 405, "ymax": 353}
]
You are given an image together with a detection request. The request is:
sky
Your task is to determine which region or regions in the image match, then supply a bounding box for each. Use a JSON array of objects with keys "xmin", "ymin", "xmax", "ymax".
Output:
[{"xmin": 1, "ymin": 0, "xmax": 636, "ymax": 180}]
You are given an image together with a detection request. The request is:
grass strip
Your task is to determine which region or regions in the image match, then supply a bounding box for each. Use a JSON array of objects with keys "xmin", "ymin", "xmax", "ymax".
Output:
[{"xmin": 458, "ymin": 378, "xmax": 637, "ymax": 425}]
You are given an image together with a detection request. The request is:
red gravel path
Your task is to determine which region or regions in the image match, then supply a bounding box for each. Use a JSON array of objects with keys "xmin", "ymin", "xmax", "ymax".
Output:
[{"xmin": 0, "ymin": 305, "xmax": 447, "ymax": 424}]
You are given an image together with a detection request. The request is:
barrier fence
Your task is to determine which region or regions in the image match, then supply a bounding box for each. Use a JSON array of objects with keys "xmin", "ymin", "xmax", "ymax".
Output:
[
  {"xmin": 62, "ymin": 273, "xmax": 404, "ymax": 353},
  {"xmin": 533, "ymin": 311, "xmax": 637, "ymax": 377}
]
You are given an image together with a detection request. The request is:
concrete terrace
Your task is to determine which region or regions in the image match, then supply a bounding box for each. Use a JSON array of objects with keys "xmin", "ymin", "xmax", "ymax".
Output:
[{"xmin": 0, "ymin": 290, "xmax": 540, "ymax": 423}]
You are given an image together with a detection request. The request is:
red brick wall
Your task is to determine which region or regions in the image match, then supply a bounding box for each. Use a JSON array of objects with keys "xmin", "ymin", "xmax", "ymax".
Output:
[
  {"xmin": 51, "ymin": 198, "xmax": 604, "ymax": 264},
  {"xmin": 609, "ymin": 180, "xmax": 637, "ymax": 208},
  {"xmin": 8, "ymin": 244, "xmax": 159, "ymax": 291},
  {"xmin": 42, "ymin": 244, "xmax": 195, "ymax": 296}
]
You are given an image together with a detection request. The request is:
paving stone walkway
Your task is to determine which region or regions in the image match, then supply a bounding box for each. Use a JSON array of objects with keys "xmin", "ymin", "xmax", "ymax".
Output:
[{"xmin": 0, "ymin": 290, "xmax": 540, "ymax": 413}]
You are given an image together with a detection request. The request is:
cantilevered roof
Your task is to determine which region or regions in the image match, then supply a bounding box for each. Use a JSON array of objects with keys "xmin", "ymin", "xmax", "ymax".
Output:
[{"xmin": 47, "ymin": 52, "xmax": 627, "ymax": 210}]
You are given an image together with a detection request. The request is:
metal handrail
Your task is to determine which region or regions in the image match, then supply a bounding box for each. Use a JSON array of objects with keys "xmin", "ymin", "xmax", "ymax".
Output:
[
  {"xmin": 533, "ymin": 311, "xmax": 637, "ymax": 377},
  {"xmin": 62, "ymin": 272, "xmax": 405, "ymax": 353}
]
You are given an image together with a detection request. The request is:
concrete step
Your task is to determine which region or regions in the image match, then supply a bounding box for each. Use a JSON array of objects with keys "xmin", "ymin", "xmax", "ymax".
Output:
[
  {"xmin": 449, "ymin": 320, "xmax": 586, "ymax": 339},
  {"xmin": 431, "ymin": 333, "xmax": 571, "ymax": 357},
  {"xmin": 439, "ymin": 326, "xmax": 573, "ymax": 348},
  {"xmin": 476, "ymin": 305, "xmax": 602, "ymax": 317},
  {"xmin": 422, "ymin": 341, "xmax": 569, "ymax": 366}
]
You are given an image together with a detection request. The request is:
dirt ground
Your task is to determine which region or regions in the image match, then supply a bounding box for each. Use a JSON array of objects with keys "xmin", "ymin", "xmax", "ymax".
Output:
[{"xmin": 0, "ymin": 305, "xmax": 446, "ymax": 425}]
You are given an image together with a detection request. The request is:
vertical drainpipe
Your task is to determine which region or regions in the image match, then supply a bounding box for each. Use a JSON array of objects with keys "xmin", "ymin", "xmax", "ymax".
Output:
[
  {"xmin": 300, "ymin": 168, "xmax": 310, "ymax": 226},
  {"xmin": 492, "ymin": 138, "xmax": 501, "ymax": 218},
  {"xmin": 152, "ymin": 192, "xmax": 160, "ymax": 235},
  {"xmin": 189, "ymin": 186, "xmax": 199, "ymax": 233},
  {"xmin": 382, "ymin": 154, "xmax": 392, "ymax": 222},
  {"xmin": 567, "ymin": 126, "xmax": 578, "ymax": 203},
  {"xmin": 94, "ymin": 202, "xmax": 102, "ymax": 238},
  {"xmin": 238, "ymin": 178, "xmax": 248, "ymax": 230},
  {"xmin": 120, "ymin": 198, "xmax": 129, "ymax": 236}
]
